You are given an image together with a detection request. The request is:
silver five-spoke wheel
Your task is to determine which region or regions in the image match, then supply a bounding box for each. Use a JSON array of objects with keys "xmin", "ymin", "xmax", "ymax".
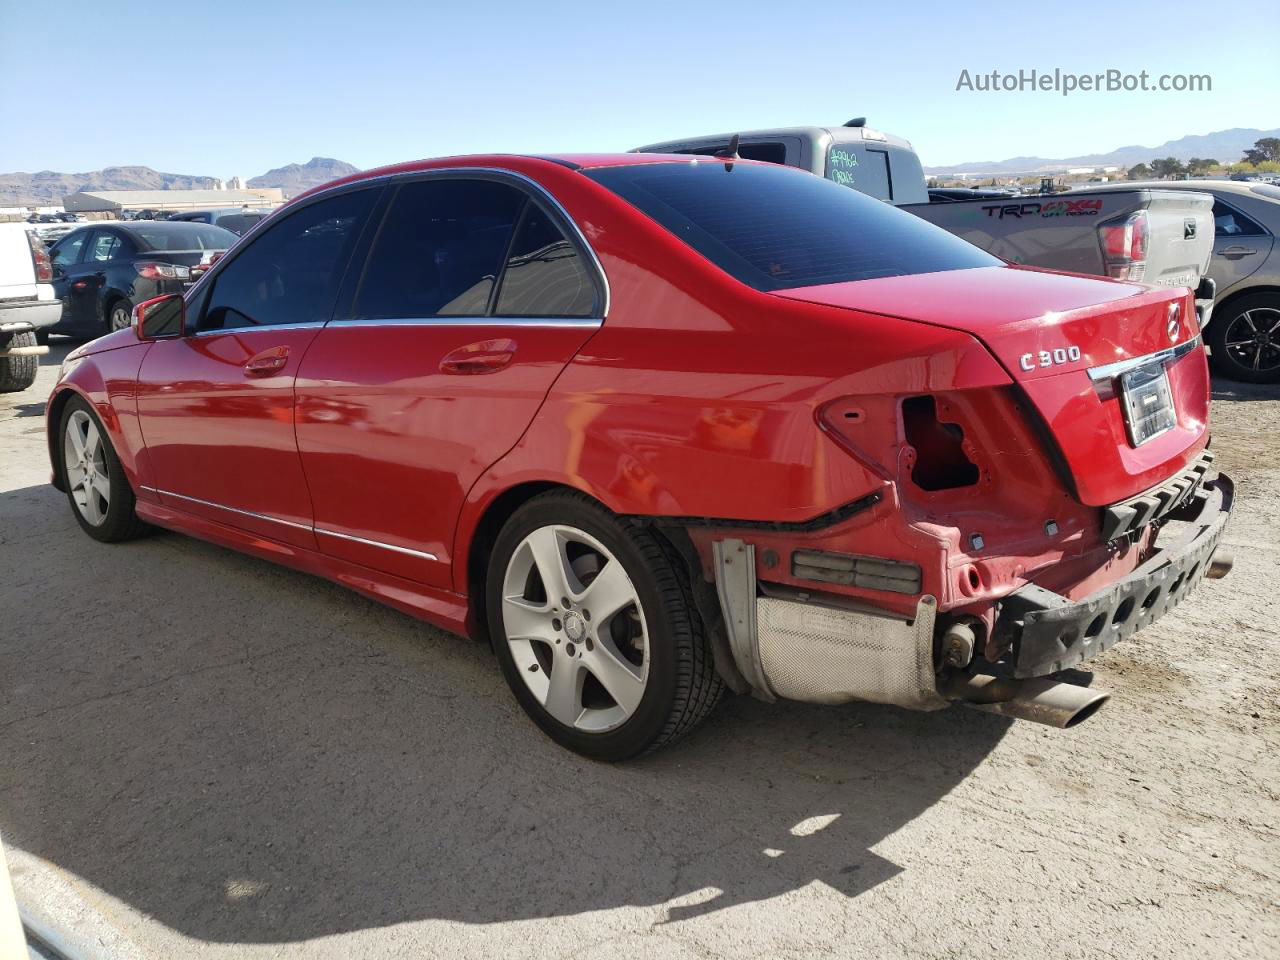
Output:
[
  {"xmin": 502, "ymin": 524, "xmax": 648, "ymax": 733},
  {"xmin": 64, "ymin": 408, "xmax": 110, "ymax": 526}
]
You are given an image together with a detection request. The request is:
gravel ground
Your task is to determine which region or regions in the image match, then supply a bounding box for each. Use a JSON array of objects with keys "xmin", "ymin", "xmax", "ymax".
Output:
[{"xmin": 1, "ymin": 342, "xmax": 1277, "ymax": 959}]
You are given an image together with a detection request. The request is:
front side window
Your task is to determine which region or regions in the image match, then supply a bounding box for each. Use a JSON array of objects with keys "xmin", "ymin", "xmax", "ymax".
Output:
[
  {"xmin": 585, "ymin": 161, "xmax": 999, "ymax": 292},
  {"xmin": 355, "ymin": 179, "xmax": 525, "ymax": 319},
  {"xmin": 51, "ymin": 231, "xmax": 88, "ymax": 267},
  {"xmin": 199, "ymin": 189, "xmax": 376, "ymax": 331},
  {"xmin": 494, "ymin": 204, "xmax": 596, "ymax": 317}
]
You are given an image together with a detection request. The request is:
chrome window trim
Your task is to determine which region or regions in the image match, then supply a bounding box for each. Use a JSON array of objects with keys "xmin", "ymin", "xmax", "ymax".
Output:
[
  {"xmin": 336, "ymin": 316, "xmax": 602, "ymax": 329},
  {"xmin": 189, "ymin": 320, "xmax": 327, "ymax": 337},
  {"xmin": 1087, "ymin": 335, "xmax": 1201, "ymax": 382},
  {"xmin": 314, "ymin": 527, "xmax": 438, "ymax": 561},
  {"xmin": 143, "ymin": 486, "xmax": 440, "ymax": 561},
  {"xmin": 187, "ymin": 164, "xmax": 612, "ymax": 321}
]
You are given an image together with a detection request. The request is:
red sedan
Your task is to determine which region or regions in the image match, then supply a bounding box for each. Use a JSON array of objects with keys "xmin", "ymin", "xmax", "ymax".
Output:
[{"xmin": 47, "ymin": 154, "xmax": 1233, "ymax": 759}]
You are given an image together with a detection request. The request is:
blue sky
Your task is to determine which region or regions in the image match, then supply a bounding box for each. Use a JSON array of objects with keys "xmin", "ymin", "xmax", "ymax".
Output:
[{"xmin": 1, "ymin": 0, "xmax": 1275, "ymax": 176}]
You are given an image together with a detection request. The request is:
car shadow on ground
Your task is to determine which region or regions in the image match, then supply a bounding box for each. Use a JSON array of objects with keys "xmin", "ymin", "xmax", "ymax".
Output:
[
  {"xmin": 0, "ymin": 482, "xmax": 1010, "ymax": 945},
  {"xmin": 1211, "ymin": 376, "xmax": 1278, "ymax": 402}
]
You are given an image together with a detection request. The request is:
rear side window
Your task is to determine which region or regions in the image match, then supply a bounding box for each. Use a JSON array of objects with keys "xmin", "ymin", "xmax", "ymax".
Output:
[
  {"xmin": 216, "ymin": 214, "xmax": 264, "ymax": 235},
  {"xmin": 585, "ymin": 161, "xmax": 998, "ymax": 292},
  {"xmin": 1212, "ymin": 200, "xmax": 1266, "ymax": 237},
  {"xmin": 495, "ymin": 204, "xmax": 596, "ymax": 317},
  {"xmin": 87, "ymin": 232, "xmax": 123, "ymax": 262},
  {"xmin": 356, "ymin": 179, "xmax": 525, "ymax": 319},
  {"xmin": 199, "ymin": 189, "xmax": 376, "ymax": 331}
]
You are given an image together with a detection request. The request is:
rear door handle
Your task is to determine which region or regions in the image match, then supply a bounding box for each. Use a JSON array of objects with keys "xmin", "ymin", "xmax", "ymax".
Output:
[
  {"xmin": 244, "ymin": 346, "xmax": 290, "ymax": 376},
  {"xmin": 1218, "ymin": 246, "xmax": 1258, "ymax": 258},
  {"xmin": 439, "ymin": 338, "xmax": 517, "ymax": 375}
]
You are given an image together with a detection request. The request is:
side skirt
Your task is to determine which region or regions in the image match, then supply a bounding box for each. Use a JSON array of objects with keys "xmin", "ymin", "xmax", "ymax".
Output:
[{"xmin": 134, "ymin": 500, "xmax": 471, "ymax": 636}]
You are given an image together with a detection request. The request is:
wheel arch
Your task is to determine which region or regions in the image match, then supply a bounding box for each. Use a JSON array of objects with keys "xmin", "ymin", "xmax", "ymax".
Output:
[
  {"xmin": 46, "ymin": 385, "xmax": 87, "ymax": 492},
  {"xmin": 1209, "ymin": 283, "xmax": 1280, "ymax": 329},
  {"xmin": 462, "ymin": 480, "xmax": 587, "ymax": 643}
]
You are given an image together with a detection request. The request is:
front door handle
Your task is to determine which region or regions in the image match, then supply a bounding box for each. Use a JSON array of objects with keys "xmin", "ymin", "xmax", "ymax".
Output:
[
  {"xmin": 244, "ymin": 345, "xmax": 290, "ymax": 376},
  {"xmin": 1218, "ymin": 246, "xmax": 1259, "ymax": 259},
  {"xmin": 439, "ymin": 338, "xmax": 517, "ymax": 375}
]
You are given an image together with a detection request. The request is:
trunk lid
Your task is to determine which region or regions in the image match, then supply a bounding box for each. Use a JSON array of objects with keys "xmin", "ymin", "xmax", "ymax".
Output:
[{"xmin": 774, "ymin": 265, "xmax": 1209, "ymax": 506}]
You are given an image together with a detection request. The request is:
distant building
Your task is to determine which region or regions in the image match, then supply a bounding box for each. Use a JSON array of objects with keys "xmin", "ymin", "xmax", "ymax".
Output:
[
  {"xmin": 227, "ymin": 176, "xmax": 246, "ymax": 190},
  {"xmin": 62, "ymin": 188, "xmax": 283, "ymax": 214}
]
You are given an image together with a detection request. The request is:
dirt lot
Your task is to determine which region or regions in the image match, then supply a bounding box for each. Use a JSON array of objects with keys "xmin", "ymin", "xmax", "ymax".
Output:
[{"xmin": 1, "ymin": 343, "xmax": 1277, "ymax": 960}]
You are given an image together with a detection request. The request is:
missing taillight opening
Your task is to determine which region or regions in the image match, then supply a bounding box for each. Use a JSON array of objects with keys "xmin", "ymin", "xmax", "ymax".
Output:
[{"xmin": 902, "ymin": 395, "xmax": 979, "ymax": 491}]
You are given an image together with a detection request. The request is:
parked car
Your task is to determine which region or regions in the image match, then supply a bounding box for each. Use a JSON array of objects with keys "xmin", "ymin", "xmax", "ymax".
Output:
[
  {"xmin": 635, "ymin": 123, "xmax": 1217, "ymax": 323},
  {"xmin": 929, "ymin": 187, "xmax": 1022, "ymax": 202},
  {"xmin": 1076, "ymin": 180, "xmax": 1280, "ymax": 382},
  {"xmin": 47, "ymin": 221, "xmax": 236, "ymax": 337},
  {"xmin": 166, "ymin": 207, "xmax": 269, "ymax": 236},
  {"xmin": 47, "ymin": 155, "xmax": 1233, "ymax": 759},
  {"xmin": 0, "ymin": 224, "xmax": 56, "ymax": 391}
]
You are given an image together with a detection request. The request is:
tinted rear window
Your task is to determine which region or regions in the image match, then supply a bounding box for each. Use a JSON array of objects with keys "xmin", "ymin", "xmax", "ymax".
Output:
[
  {"xmin": 584, "ymin": 161, "xmax": 998, "ymax": 292},
  {"xmin": 131, "ymin": 224, "xmax": 236, "ymax": 251}
]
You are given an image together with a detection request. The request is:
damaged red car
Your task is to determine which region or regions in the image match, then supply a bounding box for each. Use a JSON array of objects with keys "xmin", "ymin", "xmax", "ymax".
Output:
[{"xmin": 47, "ymin": 155, "xmax": 1233, "ymax": 759}]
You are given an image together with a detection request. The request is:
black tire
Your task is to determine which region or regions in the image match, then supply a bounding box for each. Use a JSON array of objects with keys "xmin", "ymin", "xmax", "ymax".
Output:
[
  {"xmin": 106, "ymin": 299, "xmax": 134, "ymax": 335},
  {"xmin": 487, "ymin": 491, "xmax": 723, "ymax": 760},
  {"xmin": 58, "ymin": 395, "xmax": 149, "ymax": 543},
  {"xmin": 1207, "ymin": 292, "xmax": 1280, "ymax": 384},
  {"xmin": 0, "ymin": 331, "xmax": 39, "ymax": 392}
]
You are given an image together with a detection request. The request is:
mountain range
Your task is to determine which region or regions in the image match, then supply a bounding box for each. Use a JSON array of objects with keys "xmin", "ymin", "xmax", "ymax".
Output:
[
  {"xmin": 0, "ymin": 157, "xmax": 359, "ymax": 206},
  {"xmin": 923, "ymin": 127, "xmax": 1280, "ymax": 176}
]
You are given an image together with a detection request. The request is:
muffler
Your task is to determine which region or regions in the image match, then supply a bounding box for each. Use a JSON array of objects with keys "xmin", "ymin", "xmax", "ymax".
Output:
[
  {"xmin": 942, "ymin": 673, "xmax": 1109, "ymax": 729},
  {"xmin": 1206, "ymin": 547, "xmax": 1233, "ymax": 579}
]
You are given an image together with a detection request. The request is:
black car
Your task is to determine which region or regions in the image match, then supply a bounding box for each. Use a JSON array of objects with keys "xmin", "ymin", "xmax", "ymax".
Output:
[{"xmin": 49, "ymin": 221, "xmax": 236, "ymax": 337}]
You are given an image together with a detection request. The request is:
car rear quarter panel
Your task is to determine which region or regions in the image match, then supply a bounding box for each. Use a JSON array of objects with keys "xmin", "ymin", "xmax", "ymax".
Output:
[{"xmin": 453, "ymin": 174, "xmax": 1013, "ymax": 592}]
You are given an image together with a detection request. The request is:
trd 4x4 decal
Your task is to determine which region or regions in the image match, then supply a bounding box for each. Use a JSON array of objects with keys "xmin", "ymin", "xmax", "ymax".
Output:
[{"xmin": 982, "ymin": 198, "xmax": 1103, "ymax": 219}]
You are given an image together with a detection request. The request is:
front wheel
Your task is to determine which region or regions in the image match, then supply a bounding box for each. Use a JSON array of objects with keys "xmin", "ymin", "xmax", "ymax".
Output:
[
  {"xmin": 59, "ymin": 396, "xmax": 149, "ymax": 542},
  {"xmin": 1207, "ymin": 293, "xmax": 1280, "ymax": 383},
  {"xmin": 487, "ymin": 492, "xmax": 723, "ymax": 760}
]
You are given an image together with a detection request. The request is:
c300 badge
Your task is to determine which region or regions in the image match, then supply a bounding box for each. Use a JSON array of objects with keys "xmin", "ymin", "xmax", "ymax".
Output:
[{"xmin": 1019, "ymin": 345, "xmax": 1083, "ymax": 371}]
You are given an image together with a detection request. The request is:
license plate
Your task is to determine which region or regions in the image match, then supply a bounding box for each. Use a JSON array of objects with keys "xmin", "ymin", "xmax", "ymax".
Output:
[{"xmin": 1120, "ymin": 363, "xmax": 1176, "ymax": 447}]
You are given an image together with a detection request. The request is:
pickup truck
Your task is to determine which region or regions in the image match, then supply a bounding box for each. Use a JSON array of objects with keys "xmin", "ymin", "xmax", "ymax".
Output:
[
  {"xmin": 0, "ymin": 223, "xmax": 56, "ymax": 392},
  {"xmin": 635, "ymin": 122, "xmax": 1217, "ymax": 321}
]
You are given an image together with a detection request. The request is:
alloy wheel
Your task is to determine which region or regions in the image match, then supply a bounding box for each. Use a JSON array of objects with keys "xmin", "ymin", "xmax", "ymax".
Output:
[
  {"xmin": 110, "ymin": 304, "xmax": 132, "ymax": 332},
  {"xmin": 1223, "ymin": 307, "xmax": 1280, "ymax": 374},
  {"xmin": 64, "ymin": 409, "xmax": 110, "ymax": 525},
  {"xmin": 502, "ymin": 524, "xmax": 649, "ymax": 733}
]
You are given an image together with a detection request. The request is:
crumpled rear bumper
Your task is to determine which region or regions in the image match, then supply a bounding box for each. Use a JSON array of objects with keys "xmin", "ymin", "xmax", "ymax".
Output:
[{"xmin": 997, "ymin": 473, "xmax": 1234, "ymax": 679}]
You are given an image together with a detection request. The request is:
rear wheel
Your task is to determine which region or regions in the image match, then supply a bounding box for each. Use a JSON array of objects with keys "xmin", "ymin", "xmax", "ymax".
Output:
[
  {"xmin": 59, "ymin": 396, "xmax": 148, "ymax": 542},
  {"xmin": 1207, "ymin": 293, "xmax": 1280, "ymax": 384},
  {"xmin": 107, "ymin": 300, "xmax": 133, "ymax": 334},
  {"xmin": 0, "ymin": 331, "xmax": 39, "ymax": 392},
  {"xmin": 487, "ymin": 491, "xmax": 723, "ymax": 760}
]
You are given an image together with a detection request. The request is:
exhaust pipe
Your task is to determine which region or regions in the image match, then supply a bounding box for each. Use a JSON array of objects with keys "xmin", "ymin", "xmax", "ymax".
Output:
[
  {"xmin": 1206, "ymin": 547, "xmax": 1233, "ymax": 580},
  {"xmin": 942, "ymin": 673, "xmax": 1109, "ymax": 729}
]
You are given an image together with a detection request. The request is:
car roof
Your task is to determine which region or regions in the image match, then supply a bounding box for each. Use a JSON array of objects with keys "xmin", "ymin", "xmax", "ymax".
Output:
[{"xmin": 288, "ymin": 153, "xmax": 755, "ymax": 205}]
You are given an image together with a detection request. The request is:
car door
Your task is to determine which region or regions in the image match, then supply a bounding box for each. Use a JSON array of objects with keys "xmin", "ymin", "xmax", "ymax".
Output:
[
  {"xmin": 49, "ymin": 230, "xmax": 94, "ymax": 331},
  {"xmin": 295, "ymin": 173, "xmax": 604, "ymax": 588},
  {"xmin": 1209, "ymin": 197, "xmax": 1273, "ymax": 295},
  {"xmin": 135, "ymin": 186, "xmax": 380, "ymax": 548}
]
